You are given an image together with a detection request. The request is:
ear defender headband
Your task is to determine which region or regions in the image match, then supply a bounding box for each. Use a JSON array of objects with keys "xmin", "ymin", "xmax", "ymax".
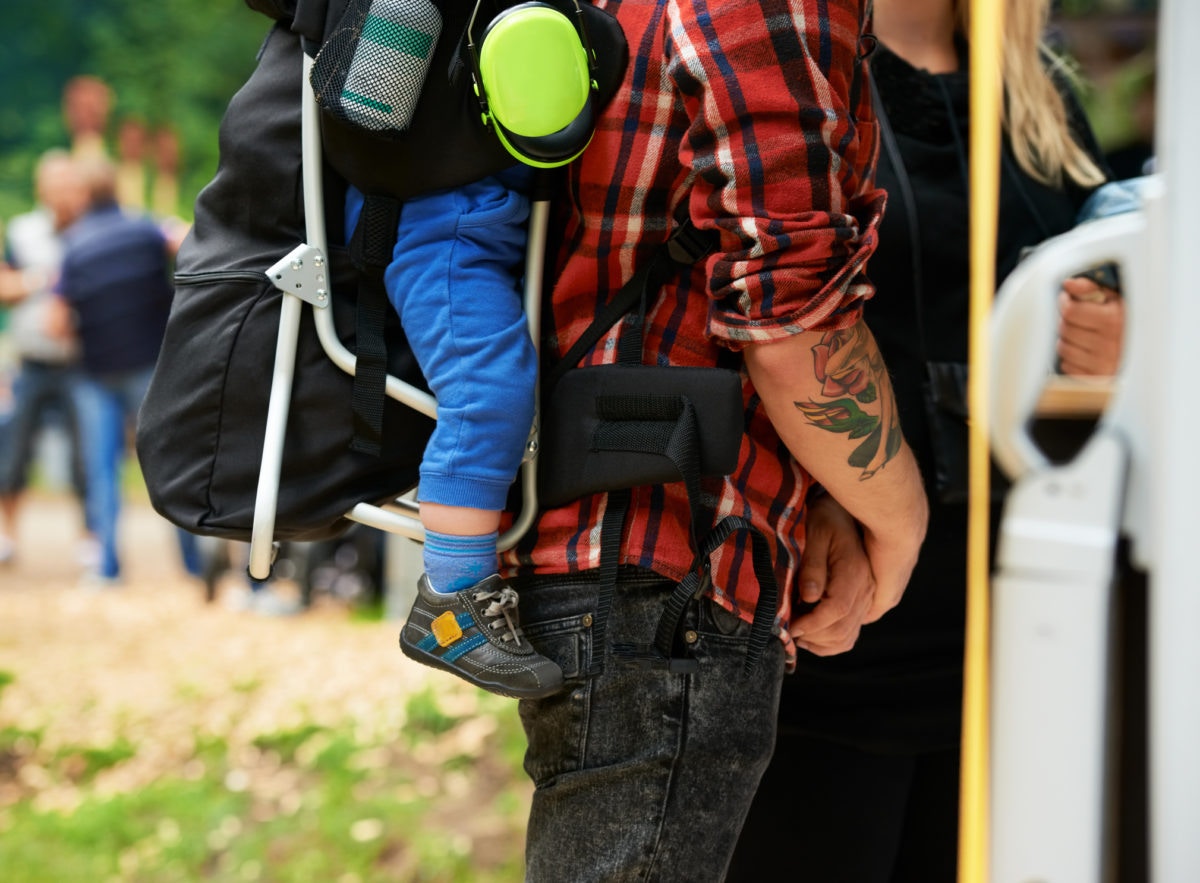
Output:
[{"xmin": 467, "ymin": 0, "xmax": 598, "ymax": 168}]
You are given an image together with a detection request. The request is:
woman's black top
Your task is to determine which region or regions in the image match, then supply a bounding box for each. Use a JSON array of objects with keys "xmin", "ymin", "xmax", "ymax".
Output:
[{"xmin": 783, "ymin": 40, "xmax": 1104, "ymax": 754}]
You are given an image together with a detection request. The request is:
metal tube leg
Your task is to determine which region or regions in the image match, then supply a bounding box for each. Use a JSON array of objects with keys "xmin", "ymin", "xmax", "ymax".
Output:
[{"xmin": 248, "ymin": 291, "xmax": 304, "ymax": 580}]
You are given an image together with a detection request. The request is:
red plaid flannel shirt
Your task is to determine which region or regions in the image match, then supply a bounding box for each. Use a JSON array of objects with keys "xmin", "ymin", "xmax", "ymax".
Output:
[{"xmin": 504, "ymin": 0, "xmax": 885, "ymax": 636}]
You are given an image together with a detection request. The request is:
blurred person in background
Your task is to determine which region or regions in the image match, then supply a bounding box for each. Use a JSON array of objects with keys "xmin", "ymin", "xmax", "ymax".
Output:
[
  {"xmin": 62, "ymin": 75, "xmax": 113, "ymax": 161},
  {"xmin": 0, "ymin": 150, "xmax": 92, "ymax": 566},
  {"xmin": 727, "ymin": 0, "xmax": 1122, "ymax": 878},
  {"xmin": 53, "ymin": 154, "xmax": 200, "ymax": 585}
]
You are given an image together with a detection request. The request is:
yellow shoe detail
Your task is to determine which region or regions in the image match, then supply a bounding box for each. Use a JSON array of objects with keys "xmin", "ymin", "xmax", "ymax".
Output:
[{"xmin": 431, "ymin": 611, "xmax": 464, "ymax": 648}]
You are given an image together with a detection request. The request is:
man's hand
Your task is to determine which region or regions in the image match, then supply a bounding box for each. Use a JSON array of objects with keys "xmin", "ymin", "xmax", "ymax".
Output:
[
  {"xmin": 161, "ymin": 216, "xmax": 191, "ymax": 257},
  {"xmin": 790, "ymin": 493, "xmax": 874, "ymax": 656},
  {"xmin": 1058, "ymin": 277, "xmax": 1124, "ymax": 377},
  {"xmin": 859, "ymin": 512, "xmax": 924, "ymax": 624},
  {"xmin": 0, "ymin": 263, "xmax": 28, "ymax": 304},
  {"xmin": 744, "ymin": 321, "xmax": 928, "ymax": 636},
  {"xmin": 43, "ymin": 294, "xmax": 75, "ymax": 342}
]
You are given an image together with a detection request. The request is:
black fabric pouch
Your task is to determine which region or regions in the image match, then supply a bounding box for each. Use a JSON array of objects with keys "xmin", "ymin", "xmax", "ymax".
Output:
[
  {"xmin": 922, "ymin": 360, "xmax": 970, "ymax": 503},
  {"xmin": 537, "ymin": 363, "xmax": 744, "ymax": 509},
  {"xmin": 922, "ymin": 360, "xmax": 1007, "ymax": 504}
]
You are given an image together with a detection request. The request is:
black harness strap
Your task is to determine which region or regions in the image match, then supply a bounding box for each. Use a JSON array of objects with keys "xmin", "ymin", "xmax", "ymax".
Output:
[
  {"xmin": 569, "ymin": 224, "xmax": 710, "ymax": 678},
  {"xmin": 586, "ymin": 396, "xmax": 703, "ymax": 676},
  {"xmin": 652, "ymin": 514, "xmax": 780, "ymax": 675},
  {"xmin": 589, "ymin": 486, "xmax": 631, "ymax": 677},
  {"xmin": 548, "ymin": 217, "xmax": 785, "ymax": 676},
  {"xmin": 593, "ymin": 392, "xmax": 778, "ymax": 675},
  {"xmin": 543, "ymin": 218, "xmax": 715, "ymax": 393},
  {"xmin": 347, "ymin": 194, "xmax": 402, "ymax": 456}
]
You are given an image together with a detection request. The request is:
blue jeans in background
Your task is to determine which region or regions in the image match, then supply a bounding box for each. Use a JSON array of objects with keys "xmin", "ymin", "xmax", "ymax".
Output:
[
  {"xmin": 514, "ymin": 569, "xmax": 786, "ymax": 882},
  {"xmin": 72, "ymin": 367, "xmax": 154, "ymax": 580}
]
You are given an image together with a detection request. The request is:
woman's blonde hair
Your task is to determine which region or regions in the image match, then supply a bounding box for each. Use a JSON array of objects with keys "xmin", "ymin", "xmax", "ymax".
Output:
[{"xmin": 956, "ymin": 0, "xmax": 1106, "ymax": 188}]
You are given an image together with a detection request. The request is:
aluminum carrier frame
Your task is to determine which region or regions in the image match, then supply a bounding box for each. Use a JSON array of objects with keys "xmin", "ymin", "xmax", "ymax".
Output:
[{"xmin": 245, "ymin": 54, "xmax": 546, "ymax": 581}]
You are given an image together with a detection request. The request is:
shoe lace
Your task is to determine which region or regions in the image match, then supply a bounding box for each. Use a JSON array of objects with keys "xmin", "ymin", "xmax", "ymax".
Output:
[{"xmin": 474, "ymin": 586, "xmax": 524, "ymax": 646}]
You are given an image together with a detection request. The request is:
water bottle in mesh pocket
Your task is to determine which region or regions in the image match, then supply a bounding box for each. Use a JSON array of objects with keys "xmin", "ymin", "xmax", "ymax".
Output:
[{"xmin": 311, "ymin": 0, "xmax": 443, "ymax": 135}]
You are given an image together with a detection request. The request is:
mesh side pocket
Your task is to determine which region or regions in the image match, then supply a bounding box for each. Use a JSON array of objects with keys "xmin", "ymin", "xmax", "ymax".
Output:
[{"xmin": 311, "ymin": 0, "xmax": 443, "ymax": 135}]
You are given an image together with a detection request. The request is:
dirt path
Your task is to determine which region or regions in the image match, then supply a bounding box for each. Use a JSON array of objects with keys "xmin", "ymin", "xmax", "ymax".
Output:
[{"xmin": 0, "ymin": 492, "xmax": 525, "ymax": 805}]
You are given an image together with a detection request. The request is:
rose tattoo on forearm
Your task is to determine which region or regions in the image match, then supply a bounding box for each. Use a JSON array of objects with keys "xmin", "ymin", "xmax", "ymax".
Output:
[{"xmin": 794, "ymin": 324, "xmax": 902, "ymax": 479}]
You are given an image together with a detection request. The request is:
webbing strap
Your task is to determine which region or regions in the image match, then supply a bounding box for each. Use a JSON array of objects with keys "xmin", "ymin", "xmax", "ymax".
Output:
[
  {"xmin": 588, "ymin": 396, "xmax": 700, "ymax": 676},
  {"xmin": 589, "ymin": 487, "xmax": 631, "ymax": 676},
  {"xmin": 543, "ymin": 218, "xmax": 716, "ymax": 391},
  {"xmin": 652, "ymin": 514, "xmax": 779, "ymax": 675},
  {"xmin": 592, "ymin": 394, "xmax": 776, "ymax": 673},
  {"xmin": 347, "ymin": 194, "xmax": 402, "ymax": 456}
]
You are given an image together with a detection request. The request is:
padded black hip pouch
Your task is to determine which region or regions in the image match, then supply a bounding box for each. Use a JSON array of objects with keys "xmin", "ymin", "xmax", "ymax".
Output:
[
  {"xmin": 537, "ymin": 363, "xmax": 743, "ymax": 509},
  {"xmin": 528, "ymin": 218, "xmax": 777, "ymax": 677}
]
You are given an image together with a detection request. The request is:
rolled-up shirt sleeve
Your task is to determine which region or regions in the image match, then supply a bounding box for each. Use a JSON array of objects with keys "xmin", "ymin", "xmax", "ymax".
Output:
[{"xmin": 666, "ymin": 0, "xmax": 885, "ymax": 346}]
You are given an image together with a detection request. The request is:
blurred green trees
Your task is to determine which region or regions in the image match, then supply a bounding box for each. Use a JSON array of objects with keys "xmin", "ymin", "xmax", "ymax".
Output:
[
  {"xmin": 0, "ymin": 1, "xmax": 271, "ymax": 220},
  {"xmin": 0, "ymin": 1, "xmax": 1163, "ymax": 223}
]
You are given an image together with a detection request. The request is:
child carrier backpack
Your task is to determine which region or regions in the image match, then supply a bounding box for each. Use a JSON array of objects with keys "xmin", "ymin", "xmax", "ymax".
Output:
[{"xmin": 137, "ymin": 0, "xmax": 628, "ymax": 553}]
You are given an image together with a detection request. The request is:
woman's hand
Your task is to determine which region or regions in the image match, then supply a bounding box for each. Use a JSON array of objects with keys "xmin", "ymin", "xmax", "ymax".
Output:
[{"xmin": 1057, "ymin": 276, "xmax": 1124, "ymax": 377}]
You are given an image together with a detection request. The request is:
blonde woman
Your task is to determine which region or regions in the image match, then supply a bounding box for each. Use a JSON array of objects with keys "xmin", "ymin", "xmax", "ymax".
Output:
[{"xmin": 729, "ymin": 0, "xmax": 1119, "ymax": 879}]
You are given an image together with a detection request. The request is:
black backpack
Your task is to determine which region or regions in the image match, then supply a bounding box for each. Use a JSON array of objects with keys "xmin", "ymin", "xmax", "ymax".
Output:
[{"xmin": 137, "ymin": 19, "xmax": 430, "ymax": 543}]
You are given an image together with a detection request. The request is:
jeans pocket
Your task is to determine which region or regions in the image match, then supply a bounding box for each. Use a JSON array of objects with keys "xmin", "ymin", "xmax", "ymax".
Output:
[
  {"xmin": 692, "ymin": 596, "xmax": 758, "ymax": 664},
  {"xmin": 518, "ymin": 611, "xmax": 593, "ymax": 788},
  {"xmin": 522, "ymin": 611, "xmax": 593, "ymax": 682},
  {"xmin": 698, "ymin": 596, "xmax": 749, "ymax": 637}
]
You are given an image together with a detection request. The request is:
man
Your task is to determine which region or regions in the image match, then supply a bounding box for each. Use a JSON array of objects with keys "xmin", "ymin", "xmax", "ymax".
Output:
[
  {"xmin": 0, "ymin": 150, "xmax": 91, "ymax": 565},
  {"xmin": 55, "ymin": 155, "xmax": 193, "ymax": 584},
  {"xmin": 503, "ymin": 1, "xmax": 929, "ymax": 879}
]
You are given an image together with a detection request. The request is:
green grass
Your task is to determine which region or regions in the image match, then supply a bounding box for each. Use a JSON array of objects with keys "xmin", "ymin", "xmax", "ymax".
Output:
[
  {"xmin": 349, "ymin": 600, "xmax": 387, "ymax": 623},
  {"xmin": 251, "ymin": 723, "xmax": 327, "ymax": 764},
  {"xmin": 0, "ymin": 698, "xmax": 529, "ymax": 882},
  {"xmin": 0, "ymin": 725, "xmax": 43, "ymax": 761},
  {"xmin": 404, "ymin": 688, "xmax": 462, "ymax": 740},
  {"xmin": 1, "ymin": 777, "xmax": 249, "ymax": 881},
  {"xmin": 53, "ymin": 738, "xmax": 138, "ymax": 782}
]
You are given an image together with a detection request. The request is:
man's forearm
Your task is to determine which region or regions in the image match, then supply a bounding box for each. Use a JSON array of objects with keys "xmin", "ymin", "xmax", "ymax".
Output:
[
  {"xmin": 745, "ymin": 319, "xmax": 927, "ymax": 612},
  {"xmin": 746, "ymin": 321, "xmax": 923, "ymax": 525}
]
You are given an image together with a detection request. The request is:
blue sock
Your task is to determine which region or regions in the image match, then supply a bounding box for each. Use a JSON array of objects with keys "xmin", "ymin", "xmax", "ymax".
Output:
[{"xmin": 423, "ymin": 529, "xmax": 499, "ymax": 594}]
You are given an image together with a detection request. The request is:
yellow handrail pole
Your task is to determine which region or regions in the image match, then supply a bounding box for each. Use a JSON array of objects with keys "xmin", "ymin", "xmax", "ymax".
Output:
[{"xmin": 960, "ymin": 0, "xmax": 1005, "ymax": 881}]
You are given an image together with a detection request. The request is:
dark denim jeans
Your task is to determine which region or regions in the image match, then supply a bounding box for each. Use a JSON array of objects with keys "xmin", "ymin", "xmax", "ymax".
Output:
[
  {"xmin": 0, "ymin": 359, "xmax": 85, "ymax": 497},
  {"xmin": 515, "ymin": 568, "xmax": 785, "ymax": 882}
]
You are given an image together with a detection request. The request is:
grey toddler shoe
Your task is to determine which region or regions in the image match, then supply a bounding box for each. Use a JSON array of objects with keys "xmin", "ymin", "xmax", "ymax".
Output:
[{"xmin": 399, "ymin": 573, "xmax": 563, "ymax": 699}]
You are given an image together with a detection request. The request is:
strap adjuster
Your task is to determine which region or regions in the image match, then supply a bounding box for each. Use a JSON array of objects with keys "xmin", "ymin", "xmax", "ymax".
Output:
[
  {"xmin": 612, "ymin": 643, "xmax": 700, "ymax": 674},
  {"xmin": 666, "ymin": 219, "xmax": 718, "ymax": 265}
]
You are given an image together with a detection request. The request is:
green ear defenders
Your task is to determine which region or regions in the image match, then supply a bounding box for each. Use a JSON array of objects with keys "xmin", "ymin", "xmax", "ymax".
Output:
[{"xmin": 467, "ymin": 0, "xmax": 598, "ymax": 168}]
